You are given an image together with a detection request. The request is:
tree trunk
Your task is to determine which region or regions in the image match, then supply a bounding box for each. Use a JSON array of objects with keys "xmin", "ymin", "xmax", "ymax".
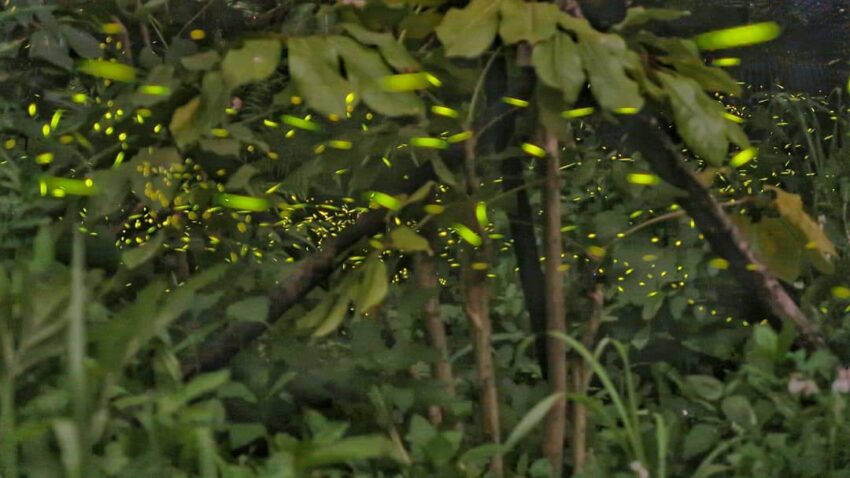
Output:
[
  {"xmin": 462, "ymin": 137, "xmax": 503, "ymax": 476},
  {"xmin": 541, "ymin": 133, "xmax": 568, "ymax": 476},
  {"xmin": 414, "ymin": 249, "xmax": 456, "ymax": 425}
]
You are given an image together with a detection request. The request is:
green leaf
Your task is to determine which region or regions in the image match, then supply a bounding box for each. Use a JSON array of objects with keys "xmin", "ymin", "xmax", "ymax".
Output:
[
  {"xmin": 656, "ymin": 71, "xmax": 730, "ymax": 165},
  {"xmin": 684, "ymin": 375, "xmax": 724, "ymax": 401},
  {"xmin": 390, "ymin": 226, "xmax": 432, "ymax": 254},
  {"xmin": 288, "ymin": 36, "xmax": 351, "ymax": 117},
  {"xmin": 313, "ymin": 288, "xmax": 353, "ymax": 337},
  {"xmin": 503, "ymin": 393, "xmax": 564, "ymax": 452},
  {"xmin": 354, "ymin": 257, "xmax": 388, "ymax": 313},
  {"xmin": 60, "ymin": 25, "xmax": 100, "ymax": 58},
  {"xmin": 226, "ymin": 296, "xmax": 269, "ymax": 323},
  {"xmin": 30, "ymin": 30, "xmax": 72, "ymax": 70},
  {"xmin": 721, "ymin": 395, "xmax": 757, "ymax": 429},
  {"xmin": 683, "ymin": 424, "xmax": 719, "ymax": 459},
  {"xmin": 576, "ymin": 30, "xmax": 643, "ymax": 112},
  {"xmin": 181, "ymin": 50, "xmax": 221, "ymax": 71},
  {"xmin": 531, "ymin": 32, "xmax": 585, "ymax": 103},
  {"xmin": 435, "ymin": 0, "xmax": 500, "ymax": 58},
  {"xmin": 753, "ymin": 324, "xmax": 778, "ymax": 356},
  {"xmin": 182, "ymin": 370, "xmax": 231, "ymax": 403},
  {"xmin": 300, "ymin": 435, "xmax": 396, "ymax": 468},
  {"xmin": 430, "ymin": 157, "xmax": 457, "ymax": 186},
  {"xmin": 297, "ymin": 294, "xmax": 335, "ymax": 330},
  {"xmin": 228, "ymin": 423, "xmax": 266, "ymax": 450},
  {"xmin": 121, "ymin": 232, "xmax": 164, "ymax": 270},
  {"xmin": 614, "ymin": 7, "xmax": 690, "ymax": 31},
  {"xmin": 330, "ymin": 36, "xmax": 425, "ymax": 117},
  {"xmin": 498, "ymin": 0, "xmax": 559, "ymax": 45},
  {"xmin": 222, "ymin": 39, "xmax": 281, "ymax": 88},
  {"xmin": 340, "ymin": 23, "xmax": 419, "ymax": 72},
  {"xmin": 667, "ymin": 58, "xmax": 741, "ymax": 96},
  {"xmin": 226, "ymin": 164, "xmax": 259, "ymax": 190}
]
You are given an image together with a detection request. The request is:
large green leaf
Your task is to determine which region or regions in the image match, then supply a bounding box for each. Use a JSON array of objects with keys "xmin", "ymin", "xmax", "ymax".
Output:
[
  {"xmin": 667, "ymin": 58, "xmax": 741, "ymax": 96},
  {"xmin": 60, "ymin": 25, "xmax": 101, "ymax": 58},
  {"xmin": 613, "ymin": 7, "xmax": 690, "ymax": 31},
  {"xmin": 340, "ymin": 23, "xmax": 419, "ymax": 72},
  {"xmin": 354, "ymin": 256, "xmax": 389, "ymax": 313},
  {"xmin": 300, "ymin": 435, "xmax": 397, "ymax": 468},
  {"xmin": 531, "ymin": 32, "xmax": 585, "ymax": 103},
  {"xmin": 434, "ymin": 0, "xmax": 500, "ymax": 58},
  {"xmin": 389, "ymin": 226, "xmax": 432, "ymax": 254},
  {"xmin": 498, "ymin": 0, "xmax": 559, "ymax": 45},
  {"xmin": 331, "ymin": 36, "xmax": 424, "ymax": 117},
  {"xmin": 503, "ymin": 393, "xmax": 563, "ymax": 452},
  {"xmin": 29, "ymin": 30, "xmax": 72, "ymax": 70},
  {"xmin": 656, "ymin": 71, "xmax": 729, "ymax": 165},
  {"xmin": 288, "ymin": 36, "xmax": 351, "ymax": 117},
  {"xmin": 576, "ymin": 30, "xmax": 643, "ymax": 112},
  {"xmin": 122, "ymin": 232, "xmax": 164, "ymax": 270},
  {"xmin": 222, "ymin": 38, "xmax": 281, "ymax": 88}
]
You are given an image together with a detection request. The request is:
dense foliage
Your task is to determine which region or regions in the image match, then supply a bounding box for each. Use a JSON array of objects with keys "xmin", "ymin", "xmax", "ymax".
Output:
[{"xmin": 3, "ymin": 1, "xmax": 850, "ymax": 477}]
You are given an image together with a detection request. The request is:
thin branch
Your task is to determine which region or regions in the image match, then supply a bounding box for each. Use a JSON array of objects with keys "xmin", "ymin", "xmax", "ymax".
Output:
[{"xmin": 625, "ymin": 114, "xmax": 827, "ymax": 348}]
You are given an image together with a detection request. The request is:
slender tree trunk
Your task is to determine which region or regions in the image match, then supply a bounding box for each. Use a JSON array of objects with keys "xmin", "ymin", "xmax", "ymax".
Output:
[
  {"xmin": 414, "ymin": 249, "xmax": 456, "ymax": 425},
  {"xmin": 573, "ymin": 283, "xmax": 604, "ymax": 472},
  {"xmin": 462, "ymin": 139, "xmax": 503, "ymax": 476},
  {"xmin": 541, "ymin": 133, "xmax": 568, "ymax": 476}
]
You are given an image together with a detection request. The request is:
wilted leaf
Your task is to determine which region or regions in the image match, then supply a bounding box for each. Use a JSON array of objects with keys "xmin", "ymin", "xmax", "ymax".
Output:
[
  {"xmin": 753, "ymin": 217, "xmax": 802, "ymax": 283},
  {"xmin": 766, "ymin": 186, "xmax": 836, "ymax": 273},
  {"xmin": 435, "ymin": 0, "xmax": 500, "ymax": 58}
]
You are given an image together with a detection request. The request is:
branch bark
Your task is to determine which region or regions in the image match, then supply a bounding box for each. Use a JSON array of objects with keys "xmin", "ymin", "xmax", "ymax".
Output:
[
  {"xmin": 625, "ymin": 114, "xmax": 826, "ymax": 348},
  {"xmin": 181, "ymin": 209, "xmax": 388, "ymax": 377}
]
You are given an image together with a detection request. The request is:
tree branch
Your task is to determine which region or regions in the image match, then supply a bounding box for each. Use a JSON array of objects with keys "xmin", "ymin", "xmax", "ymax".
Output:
[{"xmin": 624, "ymin": 114, "xmax": 826, "ymax": 348}]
